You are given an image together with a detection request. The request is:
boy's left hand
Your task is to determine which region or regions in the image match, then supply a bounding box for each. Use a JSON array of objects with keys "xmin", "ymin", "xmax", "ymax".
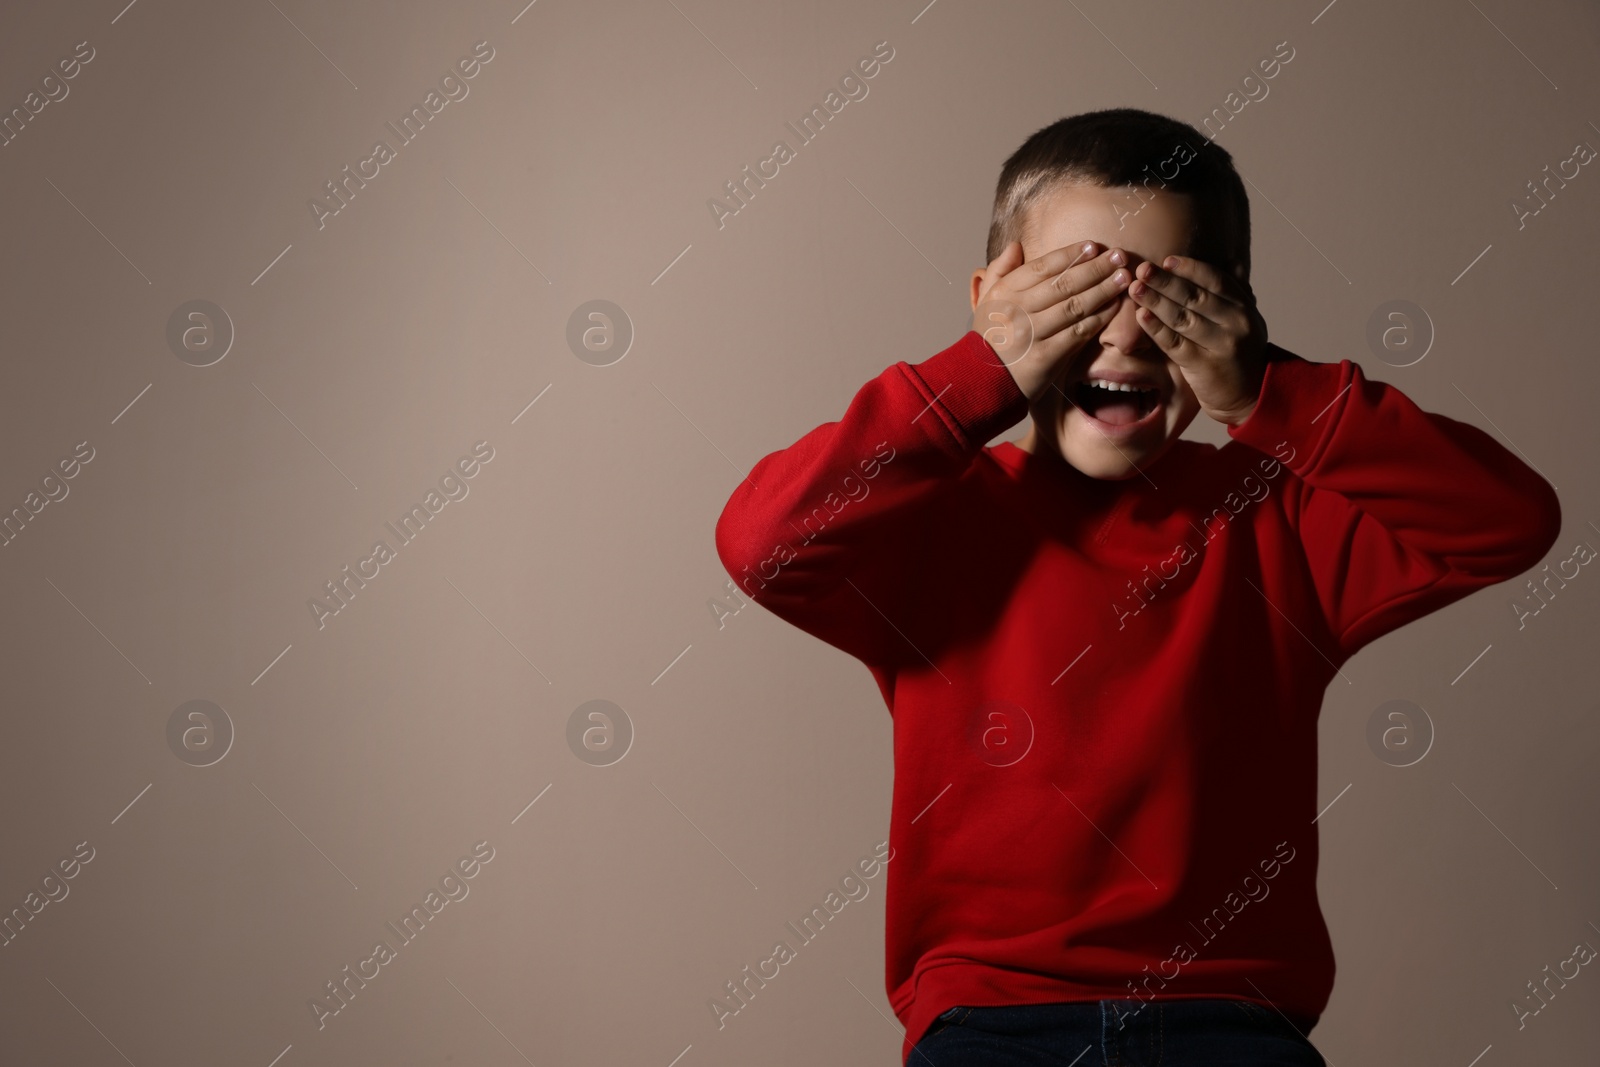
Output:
[{"xmin": 1127, "ymin": 255, "xmax": 1269, "ymax": 427}]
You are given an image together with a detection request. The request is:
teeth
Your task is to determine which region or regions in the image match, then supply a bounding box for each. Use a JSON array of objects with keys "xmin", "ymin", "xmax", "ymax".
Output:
[{"xmin": 1087, "ymin": 378, "xmax": 1152, "ymax": 393}]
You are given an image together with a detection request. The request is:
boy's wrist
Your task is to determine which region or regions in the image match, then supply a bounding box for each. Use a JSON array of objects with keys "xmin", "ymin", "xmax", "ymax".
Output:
[
  {"xmin": 1213, "ymin": 348, "xmax": 1271, "ymax": 427},
  {"xmin": 1217, "ymin": 398, "xmax": 1259, "ymax": 428},
  {"xmin": 1224, "ymin": 345, "xmax": 1343, "ymax": 462},
  {"xmin": 903, "ymin": 331, "xmax": 1031, "ymax": 453}
]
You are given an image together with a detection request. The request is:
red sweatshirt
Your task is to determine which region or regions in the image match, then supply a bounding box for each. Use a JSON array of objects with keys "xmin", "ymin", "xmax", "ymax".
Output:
[{"xmin": 714, "ymin": 330, "xmax": 1561, "ymax": 1063}]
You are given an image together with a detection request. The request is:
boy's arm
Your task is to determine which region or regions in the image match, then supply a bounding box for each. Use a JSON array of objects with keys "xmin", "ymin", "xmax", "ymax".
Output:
[
  {"xmin": 715, "ymin": 330, "xmax": 1028, "ymax": 665},
  {"xmin": 1227, "ymin": 344, "xmax": 1563, "ymax": 661}
]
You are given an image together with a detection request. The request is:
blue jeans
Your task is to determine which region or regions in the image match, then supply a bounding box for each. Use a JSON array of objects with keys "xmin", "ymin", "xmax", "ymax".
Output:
[{"xmin": 909, "ymin": 998, "xmax": 1326, "ymax": 1066}]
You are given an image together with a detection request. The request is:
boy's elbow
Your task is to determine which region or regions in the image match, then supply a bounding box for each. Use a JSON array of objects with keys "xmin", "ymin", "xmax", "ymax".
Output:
[
  {"xmin": 1499, "ymin": 473, "xmax": 1563, "ymax": 574},
  {"xmin": 714, "ymin": 492, "xmax": 774, "ymax": 590},
  {"xmin": 1528, "ymin": 475, "xmax": 1563, "ymax": 564},
  {"xmin": 714, "ymin": 498, "xmax": 753, "ymax": 579}
]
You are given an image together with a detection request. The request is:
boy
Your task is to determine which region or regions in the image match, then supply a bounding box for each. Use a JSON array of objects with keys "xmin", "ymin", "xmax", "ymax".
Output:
[{"xmin": 713, "ymin": 108, "xmax": 1561, "ymax": 1066}]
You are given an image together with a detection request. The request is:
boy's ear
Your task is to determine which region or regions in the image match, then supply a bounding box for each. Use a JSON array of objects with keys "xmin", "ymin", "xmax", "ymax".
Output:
[{"xmin": 969, "ymin": 267, "xmax": 986, "ymax": 311}]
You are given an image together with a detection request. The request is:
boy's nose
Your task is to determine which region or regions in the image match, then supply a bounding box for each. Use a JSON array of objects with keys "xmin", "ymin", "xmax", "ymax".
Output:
[{"xmin": 1095, "ymin": 283, "xmax": 1161, "ymax": 358}]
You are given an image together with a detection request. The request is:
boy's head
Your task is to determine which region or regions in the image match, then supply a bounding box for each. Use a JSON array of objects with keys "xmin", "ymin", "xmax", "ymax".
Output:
[{"xmin": 969, "ymin": 108, "xmax": 1253, "ymax": 480}]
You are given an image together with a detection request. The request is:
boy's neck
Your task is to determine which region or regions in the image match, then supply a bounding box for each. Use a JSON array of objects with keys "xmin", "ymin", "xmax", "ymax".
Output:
[{"xmin": 1013, "ymin": 423, "xmax": 1182, "ymax": 485}]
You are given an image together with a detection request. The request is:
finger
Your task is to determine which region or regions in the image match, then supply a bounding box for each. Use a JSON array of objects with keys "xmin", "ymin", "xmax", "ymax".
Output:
[
  {"xmin": 1039, "ymin": 242, "xmax": 1102, "ymax": 302},
  {"xmin": 1229, "ymin": 261, "xmax": 1257, "ymax": 303},
  {"xmin": 1129, "ymin": 262, "xmax": 1233, "ymax": 341},
  {"xmin": 976, "ymin": 240, "xmax": 1025, "ymax": 304},
  {"xmin": 1129, "ymin": 275, "xmax": 1228, "ymax": 356},
  {"xmin": 992, "ymin": 239, "xmax": 1025, "ymax": 276},
  {"xmin": 1032, "ymin": 296, "xmax": 1127, "ymax": 374},
  {"xmin": 985, "ymin": 239, "xmax": 1025, "ymax": 285},
  {"xmin": 984, "ymin": 241, "xmax": 1101, "ymax": 311},
  {"xmin": 1027, "ymin": 259, "xmax": 1131, "ymax": 339},
  {"xmin": 1132, "ymin": 299, "xmax": 1190, "ymax": 358},
  {"xmin": 1016, "ymin": 246, "xmax": 1121, "ymax": 317},
  {"xmin": 1013, "ymin": 240, "xmax": 1103, "ymax": 292},
  {"xmin": 1144, "ymin": 254, "xmax": 1248, "ymax": 308}
]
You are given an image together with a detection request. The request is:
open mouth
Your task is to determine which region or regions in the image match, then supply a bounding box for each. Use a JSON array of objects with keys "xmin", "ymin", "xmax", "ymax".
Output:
[{"xmin": 1069, "ymin": 379, "xmax": 1163, "ymax": 428}]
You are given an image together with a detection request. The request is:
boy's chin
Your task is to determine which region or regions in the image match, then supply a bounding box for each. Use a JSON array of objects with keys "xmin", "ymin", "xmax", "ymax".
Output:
[
  {"xmin": 1039, "ymin": 404, "xmax": 1190, "ymax": 480},
  {"xmin": 1022, "ymin": 406, "xmax": 1187, "ymax": 480}
]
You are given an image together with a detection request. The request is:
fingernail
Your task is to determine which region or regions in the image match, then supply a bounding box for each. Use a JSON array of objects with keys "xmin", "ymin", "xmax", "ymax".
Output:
[{"xmin": 1109, "ymin": 249, "xmax": 1125, "ymax": 266}]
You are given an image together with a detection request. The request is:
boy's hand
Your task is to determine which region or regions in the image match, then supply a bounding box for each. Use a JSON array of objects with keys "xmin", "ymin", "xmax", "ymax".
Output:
[
  {"xmin": 972, "ymin": 239, "xmax": 1132, "ymax": 402},
  {"xmin": 1127, "ymin": 255, "xmax": 1269, "ymax": 426}
]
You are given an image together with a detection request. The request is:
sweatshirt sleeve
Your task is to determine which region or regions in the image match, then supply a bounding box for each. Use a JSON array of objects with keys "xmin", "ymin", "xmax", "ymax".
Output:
[
  {"xmin": 1226, "ymin": 342, "xmax": 1563, "ymax": 662},
  {"xmin": 714, "ymin": 330, "xmax": 1030, "ymax": 666}
]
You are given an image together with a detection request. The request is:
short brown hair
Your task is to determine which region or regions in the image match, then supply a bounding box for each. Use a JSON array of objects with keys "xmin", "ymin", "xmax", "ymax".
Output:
[{"xmin": 986, "ymin": 108, "xmax": 1251, "ymax": 282}]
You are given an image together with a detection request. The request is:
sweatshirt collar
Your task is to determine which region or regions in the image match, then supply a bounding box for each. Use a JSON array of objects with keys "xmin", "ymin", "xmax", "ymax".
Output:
[{"xmin": 987, "ymin": 439, "xmax": 1189, "ymax": 495}]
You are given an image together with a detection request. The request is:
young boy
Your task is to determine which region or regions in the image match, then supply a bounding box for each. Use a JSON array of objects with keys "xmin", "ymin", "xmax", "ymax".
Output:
[{"xmin": 713, "ymin": 108, "xmax": 1561, "ymax": 1066}]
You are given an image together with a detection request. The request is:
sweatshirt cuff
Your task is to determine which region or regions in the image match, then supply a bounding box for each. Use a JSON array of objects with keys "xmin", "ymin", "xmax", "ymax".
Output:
[
  {"xmin": 901, "ymin": 330, "xmax": 1031, "ymax": 454},
  {"xmin": 1225, "ymin": 343, "xmax": 1352, "ymax": 472}
]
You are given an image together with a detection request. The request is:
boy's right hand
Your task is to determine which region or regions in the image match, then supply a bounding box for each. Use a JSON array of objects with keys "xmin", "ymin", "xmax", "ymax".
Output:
[{"xmin": 971, "ymin": 240, "xmax": 1132, "ymax": 402}]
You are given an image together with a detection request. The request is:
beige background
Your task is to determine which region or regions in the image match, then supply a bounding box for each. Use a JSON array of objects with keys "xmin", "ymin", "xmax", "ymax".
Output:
[{"xmin": 1, "ymin": 1, "xmax": 1596, "ymax": 1064}]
